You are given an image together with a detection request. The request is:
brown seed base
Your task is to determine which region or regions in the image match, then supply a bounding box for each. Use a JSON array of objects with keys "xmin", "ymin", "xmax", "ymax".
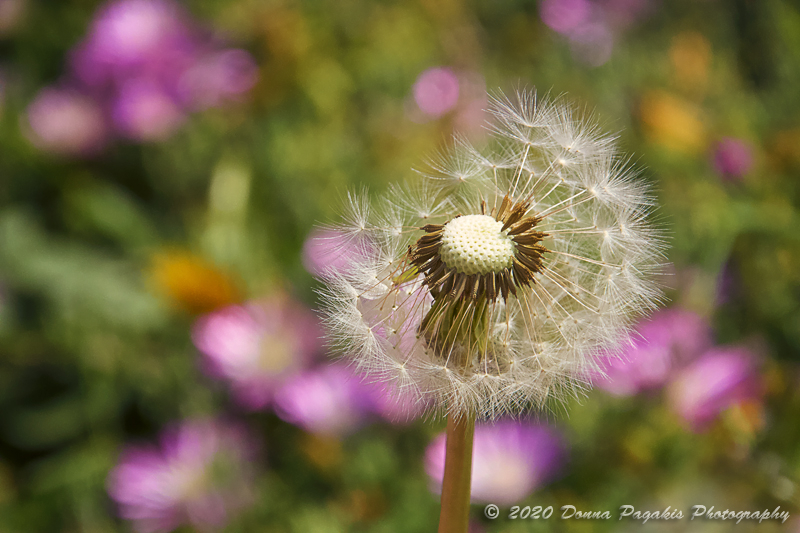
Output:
[{"xmin": 408, "ymin": 195, "xmax": 548, "ymax": 304}]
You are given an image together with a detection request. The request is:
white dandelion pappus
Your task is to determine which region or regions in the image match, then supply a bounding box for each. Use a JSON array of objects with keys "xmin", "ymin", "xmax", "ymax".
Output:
[{"xmin": 320, "ymin": 90, "xmax": 664, "ymax": 420}]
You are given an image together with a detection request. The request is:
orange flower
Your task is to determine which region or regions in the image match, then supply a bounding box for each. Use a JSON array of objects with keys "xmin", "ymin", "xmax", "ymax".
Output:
[
  {"xmin": 639, "ymin": 90, "xmax": 707, "ymax": 154},
  {"xmin": 669, "ymin": 31, "xmax": 711, "ymax": 94},
  {"xmin": 769, "ymin": 128, "xmax": 800, "ymax": 171},
  {"xmin": 149, "ymin": 250, "xmax": 242, "ymax": 314},
  {"xmin": 725, "ymin": 400, "xmax": 765, "ymax": 438}
]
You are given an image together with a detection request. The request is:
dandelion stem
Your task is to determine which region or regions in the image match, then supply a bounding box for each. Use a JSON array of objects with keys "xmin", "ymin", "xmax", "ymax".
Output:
[{"xmin": 438, "ymin": 412, "xmax": 475, "ymax": 533}]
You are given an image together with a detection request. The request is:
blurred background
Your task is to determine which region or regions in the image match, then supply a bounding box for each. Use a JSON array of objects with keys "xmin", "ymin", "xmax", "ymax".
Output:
[{"xmin": 1, "ymin": 0, "xmax": 799, "ymax": 531}]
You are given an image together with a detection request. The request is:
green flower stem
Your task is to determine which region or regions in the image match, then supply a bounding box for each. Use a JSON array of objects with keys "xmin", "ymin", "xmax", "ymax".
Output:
[{"xmin": 437, "ymin": 412, "xmax": 476, "ymax": 533}]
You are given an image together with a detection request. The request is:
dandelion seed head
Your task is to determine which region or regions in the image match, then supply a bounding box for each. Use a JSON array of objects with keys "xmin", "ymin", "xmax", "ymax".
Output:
[
  {"xmin": 319, "ymin": 89, "xmax": 664, "ymax": 419},
  {"xmin": 439, "ymin": 215, "xmax": 516, "ymax": 275}
]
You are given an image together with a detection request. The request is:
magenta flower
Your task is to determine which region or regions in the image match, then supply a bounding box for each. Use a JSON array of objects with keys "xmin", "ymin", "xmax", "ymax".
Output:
[
  {"xmin": 112, "ymin": 78, "xmax": 186, "ymax": 141},
  {"xmin": 425, "ymin": 421, "xmax": 566, "ymax": 505},
  {"xmin": 70, "ymin": 0, "xmax": 195, "ymax": 89},
  {"xmin": 192, "ymin": 296, "xmax": 321, "ymax": 410},
  {"xmin": 712, "ymin": 137, "xmax": 754, "ymax": 181},
  {"xmin": 540, "ymin": 0, "xmax": 656, "ymax": 66},
  {"xmin": 540, "ymin": 0, "xmax": 593, "ymax": 34},
  {"xmin": 594, "ymin": 308, "xmax": 712, "ymax": 396},
  {"xmin": 667, "ymin": 346, "xmax": 763, "ymax": 432},
  {"xmin": 407, "ymin": 69, "xmax": 487, "ymax": 136},
  {"xmin": 107, "ymin": 419, "xmax": 256, "ymax": 533},
  {"xmin": 28, "ymin": 0, "xmax": 258, "ymax": 152},
  {"xmin": 413, "ymin": 67, "xmax": 460, "ymax": 117},
  {"xmin": 273, "ymin": 364, "xmax": 373, "ymax": 436},
  {"xmin": 540, "ymin": 0, "xmax": 617, "ymax": 66}
]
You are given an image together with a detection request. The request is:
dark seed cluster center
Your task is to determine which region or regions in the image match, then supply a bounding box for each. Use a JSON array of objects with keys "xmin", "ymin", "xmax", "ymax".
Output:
[{"xmin": 408, "ymin": 195, "xmax": 548, "ymax": 303}]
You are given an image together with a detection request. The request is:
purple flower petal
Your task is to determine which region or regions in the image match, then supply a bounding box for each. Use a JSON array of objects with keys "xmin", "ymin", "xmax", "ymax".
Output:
[
  {"xmin": 192, "ymin": 296, "xmax": 322, "ymax": 410},
  {"xmin": 425, "ymin": 421, "xmax": 567, "ymax": 505},
  {"xmin": 273, "ymin": 364, "xmax": 373, "ymax": 436},
  {"xmin": 540, "ymin": 0, "xmax": 593, "ymax": 35},
  {"xmin": 595, "ymin": 308, "xmax": 712, "ymax": 396},
  {"xmin": 107, "ymin": 419, "xmax": 256, "ymax": 533},
  {"xmin": 667, "ymin": 346, "xmax": 763, "ymax": 431},
  {"xmin": 111, "ymin": 78, "xmax": 185, "ymax": 141},
  {"xmin": 712, "ymin": 137, "xmax": 754, "ymax": 181}
]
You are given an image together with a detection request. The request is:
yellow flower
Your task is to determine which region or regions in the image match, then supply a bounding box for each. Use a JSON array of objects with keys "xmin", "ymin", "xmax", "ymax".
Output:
[
  {"xmin": 669, "ymin": 31, "xmax": 711, "ymax": 94},
  {"xmin": 769, "ymin": 128, "xmax": 800, "ymax": 171},
  {"xmin": 149, "ymin": 250, "xmax": 242, "ymax": 314},
  {"xmin": 639, "ymin": 90, "xmax": 707, "ymax": 154}
]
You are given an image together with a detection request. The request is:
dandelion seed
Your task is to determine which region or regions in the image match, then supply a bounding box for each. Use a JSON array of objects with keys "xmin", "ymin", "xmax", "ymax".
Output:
[{"xmin": 320, "ymin": 89, "xmax": 664, "ymax": 420}]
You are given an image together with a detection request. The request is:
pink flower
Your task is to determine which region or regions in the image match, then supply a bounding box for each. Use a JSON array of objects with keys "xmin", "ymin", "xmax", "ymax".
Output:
[
  {"xmin": 192, "ymin": 296, "xmax": 321, "ymax": 410},
  {"xmin": 712, "ymin": 137, "xmax": 754, "ymax": 181},
  {"xmin": 27, "ymin": 0, "xmax": 260, "ymax": 153},
  {"xmin": 107, "ymin": 419, "xmax": 256, "ymax": 533},
  {"xmin": 273, "ymin": 364, "xmax": 373, "ymax": 436},
  {"xmin": 540, "ymin": 0, "xmax": 593, "ymax": 35},
  {"xmin": 451, "ymin": 71, "xmax": 489, "ymax": 136},
  {"xmin": 302, "ymin": 228, "xmax": 367, "ymax": 280},
  {"xmin": 363, "ymin": 380, "xmax": 425, "ymax": 424},
  {"xmin": 111, "ymin": 78, "xmax": 186, "ymax": 141},
  {"xmin": 667, "ymin": 346, "xmax": 763, "ymax": 431},
  {"xmin": 71, "ymin": 0, "xmax": 195, "ymax": 88},
  {"xmin": 595, "ymin": 308, "xmax": 712, "ymax": 396},
  {"xmin": 413, "ymin": 67, "xmax": 460, "ymax": 117},
  {"xmin": 425, "ymin": 421, "xmax": 566, "ymax": 505},
  {"xmin": 540, "ymin": 0, "xmax": 656, "ymax": 66},
  {"xmin": 178, "ymin": 49, "xmax": 259, "ymax": 110},
  {"xmin": 26, "ymin": 87, "xmax": 108, "ymax": 156},
  {"xmin": 568, "ymin": 21, "xmax": 614, "ymax": 67}
]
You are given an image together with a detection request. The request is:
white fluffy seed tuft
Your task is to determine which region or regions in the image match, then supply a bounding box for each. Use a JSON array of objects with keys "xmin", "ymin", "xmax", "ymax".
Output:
[{"xmin": 318, "ymin": 89, "xmax": 665, "ymax": 420}]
